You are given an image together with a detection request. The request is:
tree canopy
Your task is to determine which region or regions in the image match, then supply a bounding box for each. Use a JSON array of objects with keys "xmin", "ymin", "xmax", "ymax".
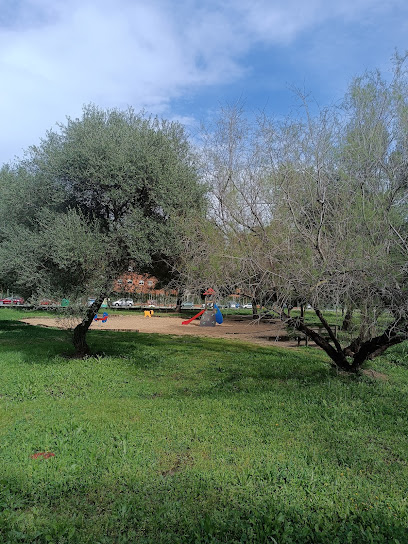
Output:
[{"xmin": 179, "ymin": 61, "xmax": 408, "ymax": 372}]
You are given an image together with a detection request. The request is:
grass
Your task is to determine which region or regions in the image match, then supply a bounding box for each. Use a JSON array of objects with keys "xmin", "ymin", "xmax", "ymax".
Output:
[{"xmin": 0, "ymin": 309, "xmax": 408, "ymax": 543}]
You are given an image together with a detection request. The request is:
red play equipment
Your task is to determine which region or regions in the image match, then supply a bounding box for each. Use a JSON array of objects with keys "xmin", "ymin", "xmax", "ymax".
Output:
[
  {"xmin": 181, "ymin": 288, "xmax": 223, "ymax": 326},
  {"xmin": 94, "ymin": 312, "xmax": 108, "ymax": 323},
  {"xmin": 182, "ymin": 309, "xmax": 205, "ymax": 325}
]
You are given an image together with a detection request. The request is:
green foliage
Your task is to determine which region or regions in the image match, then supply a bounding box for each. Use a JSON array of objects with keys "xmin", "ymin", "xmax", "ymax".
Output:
[
  {"xmin": 0, "ymin": 309, "xmax": 408, "ymax": 543},
  {"xmin": 0, "ymin": 105, "xmax": 205, "ymax": 305}
]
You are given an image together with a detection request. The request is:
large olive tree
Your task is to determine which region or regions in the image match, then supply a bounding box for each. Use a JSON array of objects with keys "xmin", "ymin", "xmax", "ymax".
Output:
[{"xmin": 0, "ymin": 105, "xmax": 204, "ymax": 356}]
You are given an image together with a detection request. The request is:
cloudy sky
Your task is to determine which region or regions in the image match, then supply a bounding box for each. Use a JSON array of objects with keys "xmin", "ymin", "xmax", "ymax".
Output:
[{"xmin": 1, "ymin": 0, "xmax": 407, "ymax": 165}]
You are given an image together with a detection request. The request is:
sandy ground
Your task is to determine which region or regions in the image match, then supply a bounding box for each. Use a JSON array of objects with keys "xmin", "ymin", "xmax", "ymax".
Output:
[{"xmin": 20, "ymin": 314, "xmax": 300, "ymax": 348}]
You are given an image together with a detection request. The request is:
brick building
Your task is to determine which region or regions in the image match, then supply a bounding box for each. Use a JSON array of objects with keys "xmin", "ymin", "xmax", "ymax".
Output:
[{"xmin": 113, "ymin": 268, "xmax": 176, "ymax": 303}]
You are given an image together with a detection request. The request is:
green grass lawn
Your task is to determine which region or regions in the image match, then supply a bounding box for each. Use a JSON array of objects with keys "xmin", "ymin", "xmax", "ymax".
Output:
[{"xmin": 0, "ymin": 309, "xmax": 407, "ymax": 543}]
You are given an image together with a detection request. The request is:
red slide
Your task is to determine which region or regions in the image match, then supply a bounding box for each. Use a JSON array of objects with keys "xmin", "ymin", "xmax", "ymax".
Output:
[{"xmin": 182, "ymin": 309, "xmax": 205, "ymax": 325}]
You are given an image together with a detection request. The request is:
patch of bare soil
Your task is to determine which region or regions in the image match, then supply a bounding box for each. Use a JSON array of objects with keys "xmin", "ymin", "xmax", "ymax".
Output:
[
  {"xmin": 160, "ymin": 450, "xmax": 194, "ymax": 477},
  {"xmin": 361, "ymin": 369, "xmax": 389, "ymax": 381},
  {"xmin": 20, "ymin": 314, "xmax": 300, "ymax": 348}
]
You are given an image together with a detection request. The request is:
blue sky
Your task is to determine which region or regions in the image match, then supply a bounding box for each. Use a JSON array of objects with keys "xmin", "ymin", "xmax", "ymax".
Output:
[{"xmin": 0, "ymin": 0, "xmax": 407, "ymax": 165}]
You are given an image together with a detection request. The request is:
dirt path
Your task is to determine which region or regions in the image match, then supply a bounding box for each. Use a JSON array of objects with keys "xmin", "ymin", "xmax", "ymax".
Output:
[{"xmin": 20, "ymin": 314, "xmax": 300, "ymax": 348}]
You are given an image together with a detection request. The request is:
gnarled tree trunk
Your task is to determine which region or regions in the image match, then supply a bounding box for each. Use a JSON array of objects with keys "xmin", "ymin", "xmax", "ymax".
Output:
[
  {"xmin": 287, "ymin": 308, "xmax": 407, "ymax": 373},
  {"xmin": 72, "ymin": 294, "xmax": 106, "ymax": 357},
  {"xmin": 341, "ymin": 308, "xmax": 353, "ymax": 331}
]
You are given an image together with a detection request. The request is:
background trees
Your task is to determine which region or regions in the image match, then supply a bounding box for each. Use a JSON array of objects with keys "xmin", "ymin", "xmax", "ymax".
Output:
[{"xmin": 0, "ymin": 105, "xmax": 204, "ymax": 355}]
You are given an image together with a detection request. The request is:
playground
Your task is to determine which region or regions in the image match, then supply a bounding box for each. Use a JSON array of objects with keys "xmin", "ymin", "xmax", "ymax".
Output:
[
  {"xmin": 20, "ymin": 313, "xmax": 295, "ymax": 347},
  {"xmin": 19, "ymin": 289, "xmax": 300, "ymax": 347}
]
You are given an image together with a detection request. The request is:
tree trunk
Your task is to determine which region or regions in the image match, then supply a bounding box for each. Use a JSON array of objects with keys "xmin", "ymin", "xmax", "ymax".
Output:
[
  {"xmin": 287, "ymin": 313, "xmax": 352, "ymax": 371},
  {"xmin": 341, "ymin": 308, "xmax": 353, "ymax": 331},
  {"xmin": 251, "ymin": 299, "xmax": 258, "ymax": 319},
  {"xmin": 175, "ymin": 293, "xmax": 182, "ymax": 312},
  {"xmin": 72, "ymin": 294, "xmax": 105, "ymax": 357},
  {"xmin": 349, "ymin": 325, "xmax": 407, "ymax": 369},
  {"xmin": 287, "ymin": 309, "xmax": 407, "ymax": 373}
]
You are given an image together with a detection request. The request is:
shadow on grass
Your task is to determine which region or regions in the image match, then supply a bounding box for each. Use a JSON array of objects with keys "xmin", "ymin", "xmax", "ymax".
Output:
[
  {"xmin": 0, "ymin": 319, "xmax": 346, "ymax": 393},
  {"xmin": 91, "ymin": 330, "xmax": 337, "ymax": 393},
  {"xmin": 0, "ymin": 319, "xmax": 75, "ymax": 361},
  {"xmin": 0, "ymin": 471, "xmax": 406, "ymax": 544}
]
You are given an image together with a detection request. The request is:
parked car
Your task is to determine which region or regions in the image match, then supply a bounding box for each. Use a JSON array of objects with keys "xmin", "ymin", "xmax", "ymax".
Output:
[
  {"xmin": 228, "ymin": 303, "xmax": 240, "ymax": 309},
  {"xmin": 181, "ymin": 301, "xmax": 194, "ymax": 308},
  {"xmin": 39, "ymin": 299, "xmax": 54, "ymax": 306},
  {"xmin": 0, "ymin": 296, "xmax": 24, "ymax": 305},
  {"xmin": 242, "ymin": 303, "xmax": 253, "ymax": 309},
  {"xmin": 112, "ymin": 299, "xmax": 133, "ymax": 307}
]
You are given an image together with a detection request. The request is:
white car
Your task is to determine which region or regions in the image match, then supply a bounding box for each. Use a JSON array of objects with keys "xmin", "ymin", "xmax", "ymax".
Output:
[
  {"xmin": 112, "ymin": 298, "xmax": 133, "ymax": 307},
  {"xmin": 242, "ymin": 303, "xmax": 253, "ymax": 309}
]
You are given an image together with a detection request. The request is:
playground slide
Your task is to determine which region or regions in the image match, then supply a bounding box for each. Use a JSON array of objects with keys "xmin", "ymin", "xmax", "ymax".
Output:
[
  {"xmin": 214, "ymin": 303, "xmax": 224, "ymax": 324},
  {"xmin": 182, "ymin": 309, "xmax": 205, "ymax": 325}
]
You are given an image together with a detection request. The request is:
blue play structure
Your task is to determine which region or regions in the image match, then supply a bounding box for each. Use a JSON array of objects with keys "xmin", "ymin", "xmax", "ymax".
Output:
[{"xmin": 214, "ymin": 303, "xmax": 223, "ymax": 324}]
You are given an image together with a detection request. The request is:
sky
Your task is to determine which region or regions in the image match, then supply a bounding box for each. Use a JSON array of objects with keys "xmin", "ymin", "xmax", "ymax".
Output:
[{"xmin": 1, "ymin": 0, "xmax": 408, "ymax": 165}]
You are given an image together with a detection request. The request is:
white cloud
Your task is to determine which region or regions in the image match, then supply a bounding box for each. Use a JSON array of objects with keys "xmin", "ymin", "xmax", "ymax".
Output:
[
  {"xmin": 0, "ymin": 0, "xmax": 247, "ymax": 163},
  {"xmin": 229, "ymin": 0, "xmax": 406, "ymax": 43},
  {"xmin": 0, "ymin": 0, "xmax": 406, "ymax": 164}
]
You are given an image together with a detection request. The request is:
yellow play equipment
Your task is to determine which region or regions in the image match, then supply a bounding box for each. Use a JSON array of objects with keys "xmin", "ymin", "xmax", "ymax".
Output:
[{"xmin": 144, "ymin": 310, "xmax": 154, "ymax": 318}]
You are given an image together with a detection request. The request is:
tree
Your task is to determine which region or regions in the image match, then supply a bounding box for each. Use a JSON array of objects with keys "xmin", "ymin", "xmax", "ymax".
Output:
[
  {"xmin": 0, "ymin": 105, "xmax": 205, "ymax": 356},
  {"xmin": 195, "ymin": 62, "xmax": 408, "ymax": 372}
]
